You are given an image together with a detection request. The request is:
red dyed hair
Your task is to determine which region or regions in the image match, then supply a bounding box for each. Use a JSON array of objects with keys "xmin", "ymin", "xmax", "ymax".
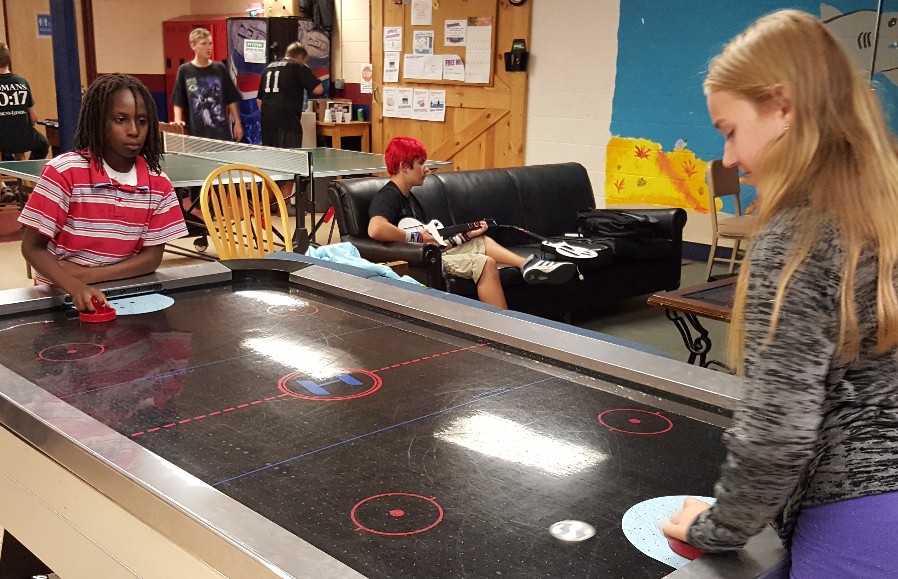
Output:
[{"xmin": 385, "ymin": 137, "xmax": 427, "ymax": 175}]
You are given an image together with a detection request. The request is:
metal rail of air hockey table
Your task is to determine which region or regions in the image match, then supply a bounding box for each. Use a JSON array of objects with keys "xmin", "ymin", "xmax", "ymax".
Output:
[{"xmin": 0, "ymin": 260, "xmax": 784, "ymax": 578}]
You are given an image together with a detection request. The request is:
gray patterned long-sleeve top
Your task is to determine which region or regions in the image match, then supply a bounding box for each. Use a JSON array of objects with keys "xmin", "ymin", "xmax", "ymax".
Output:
[{"xmin": 688, "ymin": 208, "xmax": 898, "ymax": 551}]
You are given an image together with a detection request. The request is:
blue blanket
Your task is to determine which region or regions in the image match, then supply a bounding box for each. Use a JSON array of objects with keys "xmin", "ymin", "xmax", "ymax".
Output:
[{"xmin": 301, "ymin": 243, "xmax": 421, "ymax": 285}]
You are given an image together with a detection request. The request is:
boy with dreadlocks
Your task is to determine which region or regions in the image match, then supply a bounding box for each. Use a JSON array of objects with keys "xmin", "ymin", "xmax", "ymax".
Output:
[{"xmin": 18, "ymin": 74, "xmax": 188, "ymax": 313}]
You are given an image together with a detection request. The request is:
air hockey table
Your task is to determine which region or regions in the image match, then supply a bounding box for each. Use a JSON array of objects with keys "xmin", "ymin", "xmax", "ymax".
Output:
[{"xmin": 0, "ymin": 259, "xmax": 784, "ymax": 578}]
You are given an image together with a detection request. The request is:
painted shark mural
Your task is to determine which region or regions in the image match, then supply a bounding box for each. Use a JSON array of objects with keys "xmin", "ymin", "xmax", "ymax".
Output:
[
  {"xmin": 605, "ymin": 2, "xmax": 898, "ymax": 214},
  {"xmin": 821, "ymin": 3, "xmax": 898, "ymax": 85}
]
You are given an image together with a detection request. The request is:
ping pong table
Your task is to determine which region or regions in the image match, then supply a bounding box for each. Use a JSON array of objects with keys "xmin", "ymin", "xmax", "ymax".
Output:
[{"xmin": 0, "ymin": 144, "xmax": 451, "ymax": 253}]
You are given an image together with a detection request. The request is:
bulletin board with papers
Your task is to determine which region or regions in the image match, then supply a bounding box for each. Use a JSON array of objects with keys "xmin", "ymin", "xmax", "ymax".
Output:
[
  {"xmin": 372, "ymin": 0, "xmax": 530, "ymax": 169},
  {"xmin": 383, "ymin": 0, "xmax": 497, "ymax": 88}
]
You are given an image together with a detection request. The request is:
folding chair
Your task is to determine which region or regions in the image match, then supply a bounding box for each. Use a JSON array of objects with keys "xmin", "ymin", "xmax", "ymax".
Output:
[
  {"xmin": 199, "ymin": 164, "xmax": 291, "ymax": 259},
  {"xmin": 705, "ymin": 159, "xmax": 757, "ymax": 281}
]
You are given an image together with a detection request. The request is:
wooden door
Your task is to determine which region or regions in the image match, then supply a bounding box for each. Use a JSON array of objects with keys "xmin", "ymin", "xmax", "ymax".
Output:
[{"xmin": 370, "ymin": 0, "xmax": 531, "ymax": 170}]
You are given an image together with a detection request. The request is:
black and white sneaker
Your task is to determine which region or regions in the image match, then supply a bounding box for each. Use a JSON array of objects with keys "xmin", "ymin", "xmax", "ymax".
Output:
[{"xmin": 521, "ymin": 254, "xmax": 577, "ymax": 285}]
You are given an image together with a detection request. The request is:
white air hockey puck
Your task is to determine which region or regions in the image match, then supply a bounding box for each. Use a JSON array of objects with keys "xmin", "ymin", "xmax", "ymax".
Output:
[{"xmin": 549, "ymin": 520, "xmax": 596, "ymax": 543}]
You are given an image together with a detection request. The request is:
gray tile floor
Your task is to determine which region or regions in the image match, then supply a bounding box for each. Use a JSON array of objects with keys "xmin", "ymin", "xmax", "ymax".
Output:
[{"xmin": 572, "ymin": 261, "xmax": 731, "ymax": 367}]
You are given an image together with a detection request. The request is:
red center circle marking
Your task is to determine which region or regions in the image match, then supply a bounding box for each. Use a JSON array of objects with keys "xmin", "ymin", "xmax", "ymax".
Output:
[
  {"xmin": 38, "ymin": 343, "xmax": 106, "ymax": 362},
  {"xmin": 597, "ymin": 408, "xmax": 673, "ymax": 435},
  {"xmin": 389, "ymin": 509, "xmax": 405, "ymax": 517},
  {"xmin": 278, "ymin": 368, "xmax": 382, "ymax": 401},
  {"xmin": 351, "ymin": 492, "xmax": 444, "ymax": 536}
]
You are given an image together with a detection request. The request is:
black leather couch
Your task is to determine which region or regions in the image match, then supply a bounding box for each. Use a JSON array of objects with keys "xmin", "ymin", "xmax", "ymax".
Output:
[{"xmin": 328, "ymin": 162, "xmax": 686, "ymax": 318}]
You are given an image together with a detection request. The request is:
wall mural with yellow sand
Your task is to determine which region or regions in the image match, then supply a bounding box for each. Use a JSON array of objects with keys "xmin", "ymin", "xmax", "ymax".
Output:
[
  {"xmin": 608, "ymin": 1, "xmax": 893, "ymax": 216},
  {"xmin": 605, "ymin": 137, "xmax": 709, "ymax": 211}
]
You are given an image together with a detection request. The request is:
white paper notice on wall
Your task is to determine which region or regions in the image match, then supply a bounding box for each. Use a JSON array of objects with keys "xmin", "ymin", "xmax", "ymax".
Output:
[
  {"xmin": 403, "ymin": 54, "xmax": 425, "ymax": 79},
  {"xmin": 244, "ymin": 39, "xmax": 267, "ymax": 64},
  {"xmin": 466, "ymin": 17, "xmax": 493, "ymax": 51},
  {"xmin": 384, "ymin": 52, "xmax": 400, "ymax": 83},
  {"xmin": 428, "ymin": 89, "xmax": 446, "ymax": 122},
  {"xmin": 465, "ymin": 50, "xmax": 491, "ymax": 84},
  {"xmin": 382, "ymin": 88, "xmax": 445, "ymax": 123},
  {"xmin": 444, "ymin": 20, "xmax": 467, "ymax": 46},
  {"xmin": 412, "ymin": 89, "xmax": 429, "ymax": 119},
  {"xmin": 396, "ymin": 88, "xmax": 414, "ymax": 119},
  {"xmin": 443, "ymin": 55, "xmax": 465, "ymax": 82},
  {"xmin": 384, "ymin": 27, "xmax": 403, "ymax": 52},
  {"xmin": 413, "ymin": 30, "xmax": 435, "ymax": 55},
  {"xmin": 403, "ymin": 54, "xmax": 442, "ymax": 80},
  {"xmin": 464, "ymin": 17, "xmax": 493, "ymax": 84},
  {"xmin": 411, "ymin": 0, "xmax": 432, "ymax": 25},
  {"xmin": 421, "ymin": 55, "xmax": 442, "ymax": 80},
  {"xmin": 360, "ymin": 63, "xmax": 373, "ymax": 94},
  {"xmin": 383, "ymin": 87, "xmax": 399, "ymax": 117}
]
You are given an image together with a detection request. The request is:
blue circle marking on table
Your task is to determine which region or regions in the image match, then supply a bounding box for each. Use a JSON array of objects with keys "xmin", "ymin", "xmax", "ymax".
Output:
[
  {"xmin": 107, "ymin": 294, "xmax": 175, "ymax": 316},
  {"xmin": 621, "ymin": 495, "xmax": 715, "ymax": 569}
]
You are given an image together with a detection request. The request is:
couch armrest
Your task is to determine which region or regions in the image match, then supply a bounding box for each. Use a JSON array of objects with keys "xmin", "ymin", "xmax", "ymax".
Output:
[
  {"xmin": 342, "ymin": 236, "xmax": 443, "ymax": 287},
  {"xmin": 614, "ymin": 208, "xmax": 687, "ymax": 239}
]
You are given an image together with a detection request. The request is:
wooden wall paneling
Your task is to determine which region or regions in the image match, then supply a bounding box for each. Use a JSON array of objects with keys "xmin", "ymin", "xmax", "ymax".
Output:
[
  {"xmin": 492, "ymin": 1, "xmax": 530, "ymax": 167},
  {"xmin": 371, "ymin": 0, "xmax": 531, "ymax": 170},
  {"xmin": 431, "ymin": 108, "xmax": 506, "ymax": 160}
]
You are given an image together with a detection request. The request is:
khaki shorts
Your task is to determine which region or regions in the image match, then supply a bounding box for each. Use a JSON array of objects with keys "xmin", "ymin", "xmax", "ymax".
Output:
[{"xmin": 441, "ymin": 236, "xmax": 489, "ymax": 283}]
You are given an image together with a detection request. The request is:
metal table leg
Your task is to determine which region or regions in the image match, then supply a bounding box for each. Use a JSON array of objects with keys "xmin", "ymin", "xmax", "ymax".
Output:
[
  {"xmin": 664, "ymin": 309, "xmax": 733, "ymax": 372},
  {"xmin": 665, "ymin": 309, "xmax": 713, "ymax": 367}
]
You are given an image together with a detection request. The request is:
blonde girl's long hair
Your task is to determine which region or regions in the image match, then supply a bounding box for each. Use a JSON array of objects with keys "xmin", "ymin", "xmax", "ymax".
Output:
[{"xmin": 705, "ymin": 10, "xmax": 898, "ymax": 373}]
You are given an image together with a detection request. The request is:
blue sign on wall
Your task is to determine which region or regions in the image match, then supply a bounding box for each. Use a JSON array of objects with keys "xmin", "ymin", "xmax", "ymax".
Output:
[{"xmin": 37, "ymin": 13, "xmax": 52, "ymax": 38}]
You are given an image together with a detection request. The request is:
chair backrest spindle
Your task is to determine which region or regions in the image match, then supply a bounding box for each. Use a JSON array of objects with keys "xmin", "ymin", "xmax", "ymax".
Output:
[{"xmin": 199, "ymin": 164, "xmax": 292, "ymax": 260}]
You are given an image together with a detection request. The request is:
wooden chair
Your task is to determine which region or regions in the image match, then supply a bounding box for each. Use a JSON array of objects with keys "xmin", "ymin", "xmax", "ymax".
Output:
[
  {"xmin": 199, "ymin": 164, "xmax": 291, "ymax": 260},
  {"xmin": 705, "ymin": 159, "xmax": 757, "ymax": 281}
]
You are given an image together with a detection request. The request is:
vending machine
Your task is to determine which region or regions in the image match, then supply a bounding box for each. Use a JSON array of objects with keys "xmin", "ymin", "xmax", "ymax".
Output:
[{"xmin": 227, "ymin": 16, "xmax": 332, "ymax": 144}]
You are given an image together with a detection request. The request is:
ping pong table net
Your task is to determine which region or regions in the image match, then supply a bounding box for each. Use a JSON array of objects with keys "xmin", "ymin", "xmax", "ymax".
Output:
[{"xmin": 163, "ymin": 133, "xmax": 312, "ymax": 178}]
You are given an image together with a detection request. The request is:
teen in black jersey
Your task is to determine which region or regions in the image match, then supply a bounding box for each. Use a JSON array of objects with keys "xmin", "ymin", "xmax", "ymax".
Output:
[{"xmin": 256, "ymin": 42, "xmax": 323, "ymax": 200}]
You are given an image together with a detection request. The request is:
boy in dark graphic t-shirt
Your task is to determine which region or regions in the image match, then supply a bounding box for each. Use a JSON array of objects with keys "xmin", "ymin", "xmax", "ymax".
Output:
[{"xmin": 171, "ymin": 28, "xmax": 243, "ymax": 142}]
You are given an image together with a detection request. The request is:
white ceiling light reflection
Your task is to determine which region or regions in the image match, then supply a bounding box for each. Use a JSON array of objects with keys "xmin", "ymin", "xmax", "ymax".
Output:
[
  {"xmin": 243, "ymin": 336, "xmax": 338, "ymax": 378},
  {"xmin": 235, "ymin": 290, "xmax": 302, "ymax": 307},
  {"xmin": 435, "ymin": 412, "xmax": 607, "ymax": 477}
]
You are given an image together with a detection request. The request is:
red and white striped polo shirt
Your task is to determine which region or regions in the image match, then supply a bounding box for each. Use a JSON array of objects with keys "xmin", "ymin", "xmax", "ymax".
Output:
[{"xmin": 18, "ymin": 151, "xmax": 188, "ymax": 285}]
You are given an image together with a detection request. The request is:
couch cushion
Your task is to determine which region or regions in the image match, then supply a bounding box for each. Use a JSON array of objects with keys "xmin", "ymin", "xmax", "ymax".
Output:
[
  {"xmin": 405, "ymin": 175, "xmax": 454, "ymax": 225},
  {"xmin": 507, "ymin": 163, "xmax": 595, "ymax": 235},
  {"xmin": 435, "ymin": 168, "xmax": 526, "ymax": 227},
  {"xmin": 602, "ymin": 238, "xmax": 679, "ymax": 260}
]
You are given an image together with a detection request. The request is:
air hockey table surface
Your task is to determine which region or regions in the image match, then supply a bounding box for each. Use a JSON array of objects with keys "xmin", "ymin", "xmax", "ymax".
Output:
[{"xmin": 0, "ymin": 259, "xmax": 783, "ymax": 578}]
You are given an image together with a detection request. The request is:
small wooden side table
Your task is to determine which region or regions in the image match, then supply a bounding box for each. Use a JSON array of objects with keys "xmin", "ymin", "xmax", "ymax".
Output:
[
  {"xmin": 316, "ymin": 121, "xmax": 371, "ymax": 152},
  {"xmin": 647, "ymin": 277, "xmax": 736, "ymax": 369},
  {"xmin": 383, "ymin": 261, "xmax": 409, "ymax": 276}
]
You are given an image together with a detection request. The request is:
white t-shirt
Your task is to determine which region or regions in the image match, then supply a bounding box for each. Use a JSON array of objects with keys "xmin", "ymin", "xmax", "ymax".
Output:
[{"xmin": 102, "ymin": 160, "xmax": 138, "ymax": 186}]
